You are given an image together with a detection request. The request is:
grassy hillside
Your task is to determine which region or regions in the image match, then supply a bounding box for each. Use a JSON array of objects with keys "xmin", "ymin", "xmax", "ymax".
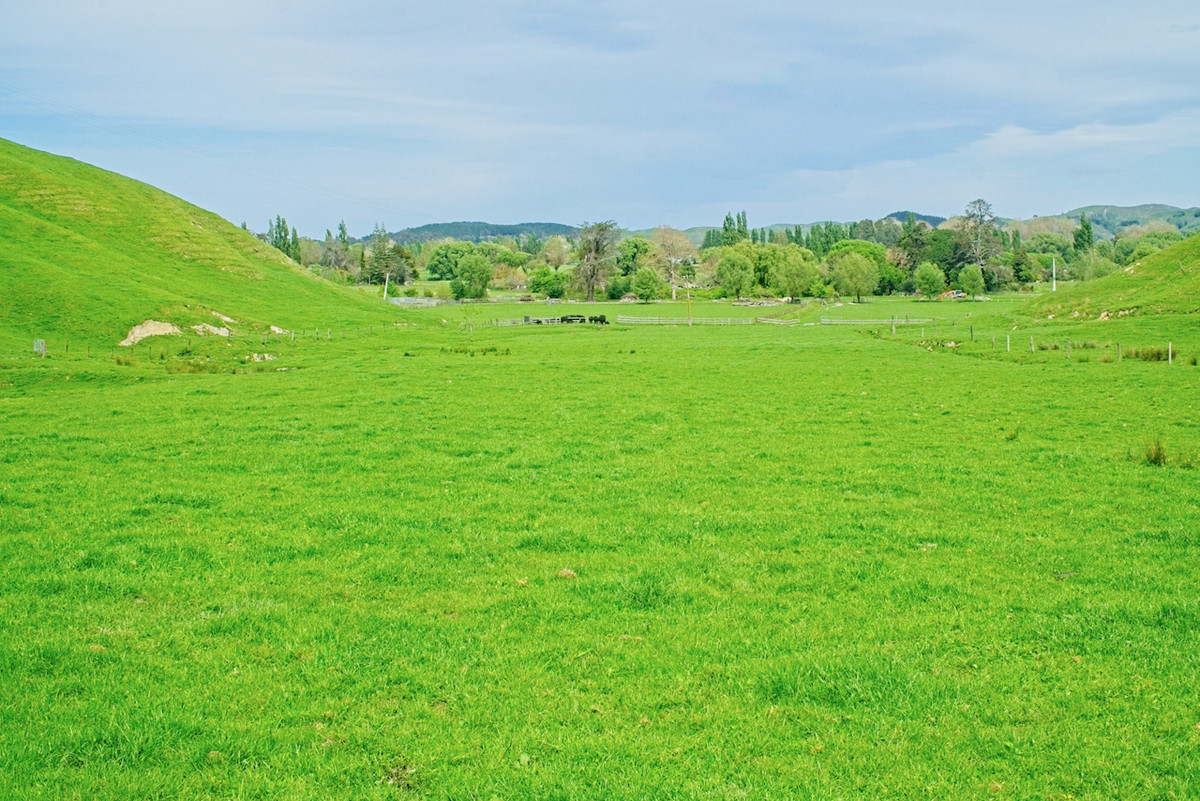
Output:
[
  {"xmin": 1034, "ymin": 233, "xmax": 1200, "ymax": 318},
  {"xmin": 0, "ymin": 138, "xmax": 392, "ymax": 353},
  {"xmin": 1067, "ymin": 204, "xmax": 1200, "ymax": 238}
]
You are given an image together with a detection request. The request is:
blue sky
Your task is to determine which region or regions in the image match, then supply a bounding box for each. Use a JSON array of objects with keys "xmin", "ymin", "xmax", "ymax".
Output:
[{"xmin": 2, "ymin": 1, "xmax": 1199, "ymax": 237}]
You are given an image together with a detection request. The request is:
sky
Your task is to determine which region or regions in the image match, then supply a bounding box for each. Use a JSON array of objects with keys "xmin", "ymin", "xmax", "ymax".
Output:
[{"xmin": 2, "ymin": 1, "xmax": 1199, "ymax": 237}]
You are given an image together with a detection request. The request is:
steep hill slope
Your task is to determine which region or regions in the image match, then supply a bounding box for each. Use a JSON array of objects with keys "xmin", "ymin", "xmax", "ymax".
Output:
[
  {"xmin": 1034, "ymin": 233, "xmax": 1200, "ymax": 318},
  {"xmin": 0, "ymin": 138, "xmax": 392, "ymax": 352}
]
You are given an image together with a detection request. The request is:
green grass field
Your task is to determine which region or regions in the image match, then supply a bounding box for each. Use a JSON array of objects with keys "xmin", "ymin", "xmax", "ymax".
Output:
[
  {"xmin": 4, "ymin": 138, "xmax": 1200, "ymax": 799},
  {"xmin": 3, "ymin": 300, "xmax": 1200, "ymax": 800}
]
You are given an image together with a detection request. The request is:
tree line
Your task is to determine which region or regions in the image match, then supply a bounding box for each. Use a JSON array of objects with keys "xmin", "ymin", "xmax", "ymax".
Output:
[{"xmin": 252, "ymin": 200, "xmax": 1191, "ymax": 302}]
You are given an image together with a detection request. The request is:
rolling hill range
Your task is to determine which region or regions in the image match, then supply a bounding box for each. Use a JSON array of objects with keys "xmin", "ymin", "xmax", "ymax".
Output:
[
  {"xmin": 0, "ymin": 138, "xmax": 391, "ymax": 353},
  {"xmin": 1067, "ymin": 204, "xmax": 1200, "ymax": 238},
  {"xmin": 388, "ymin": 220, "xmax": 579, "ymax": 244},
  {"xmin": 1035, "ymin": 233, "xmax": 1200, "ymax": 318}
]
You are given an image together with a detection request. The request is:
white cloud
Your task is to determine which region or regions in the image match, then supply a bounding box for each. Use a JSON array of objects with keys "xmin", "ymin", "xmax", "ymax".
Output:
[
  {"xmin": 787, "ymin": 109, "xmax": 1200, "ymax": 220},
  {"xmin": 2, "ymin": 1, "xmax": 1199, "ymax": 231}
]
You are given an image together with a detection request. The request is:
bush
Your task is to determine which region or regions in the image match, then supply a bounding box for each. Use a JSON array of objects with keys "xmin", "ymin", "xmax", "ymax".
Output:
[
  {"xmin": 605, "ymin": 274, "xmax": 632, "ymax": 300},
  {"xmin": 959, "ymin": 264, "xmax": 985, "ymax": 298},
  {"xmin": 529, "ymin": 267, "xmax": 568, "ymax": 299},
  {"xmin": 632, "ymin": 267, "xmax": 667, "ymax": 302},
  {"xmin": 914, "ymin": 262, "xmax": 946, "ymax": 300}
]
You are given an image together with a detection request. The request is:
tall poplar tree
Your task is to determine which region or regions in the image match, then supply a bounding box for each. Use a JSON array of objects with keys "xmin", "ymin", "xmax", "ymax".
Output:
[{"xmin": 1073, "ymin": 213, "xmax": 1094, "ymax": 254}]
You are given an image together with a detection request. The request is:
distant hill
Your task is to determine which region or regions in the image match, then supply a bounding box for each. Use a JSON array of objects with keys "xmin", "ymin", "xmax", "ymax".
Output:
[
  {"xmin": 390, "ymin": 221, "xmax": 580, "ymax": 244},
  {"xmin": 1064, "ymin": 204, "xmax": 1200, "ymax": 238},
  {"xmin": 0, "ymin": 138, "xmax": 391, "ymax": 351},
  {"xmin": 1033, "ymin": 233, "xmax": 1200, "ymax": 318},
  {"xmin": 883, "ymin": 211, "xmax": 947, "ymax": 227}
]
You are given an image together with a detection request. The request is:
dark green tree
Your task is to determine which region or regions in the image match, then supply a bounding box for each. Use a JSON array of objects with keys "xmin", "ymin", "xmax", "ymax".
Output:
[
  {"xmin": 877, "ymin": 262, "xmax": 906, "ymax": 295},
  {"xmin": 894, "ymin": 213, "xmax": 928, "ymax": 272},
  {"xmin": 1073, "ymin": 213, "xmax": 1094, "ymax": 254},
  {"xmin": 914, "ymin": 261, "xmax": 946, "ymax": 299},
  {"xmin": 720, "ymin": 213, "xmax": 743, "ymax": 246},
  {"xmin": 425, "ymin": 241, "xmax": 475, "ymax": 280},
  {"xmin": 632, "ymin": 266, "xmax": 666, "ymax": 301},
  {"xmin": 364, "ymin": 223, "xmax": 413, "ymax": 285},
  {"xmin": 528, "ymin": 266, "xmax": 568, "ymax": 298},
  {"xmin": 959, "ymin": 263, "xmax": 985, "ymax": 298},
  {"xmin": 449, "ymin": 253, "xmax": 492, "ymax": 299},
  {"xmin": 521, "ymin": 232, "xmax": 544, "ymax": 255},
  {"xmin": 925, "ymin": 228, "xmax": 969, "ymax": 282},
  {"xmin": 616, "ymin": 236, "xmax": 654, "ymax": 276},
  {"xmin": 266, "ymin": 215, "xmax": 291, "ymax": 255}
]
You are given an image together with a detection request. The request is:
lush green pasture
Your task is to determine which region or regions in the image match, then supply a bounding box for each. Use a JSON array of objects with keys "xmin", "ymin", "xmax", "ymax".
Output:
[
  {"xmin": 2, "ymin": 304, "xmax": 1200, "ymax": 800},
  {"xmin": 0, "ymin": 138, "xmax": 394, "ymax": 353}
]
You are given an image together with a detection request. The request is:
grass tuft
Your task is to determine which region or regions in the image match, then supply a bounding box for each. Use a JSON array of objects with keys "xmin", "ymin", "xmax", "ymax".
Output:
[{"xmin": 1144, "ymin": 436, "xmax": 1168, "ymax": 466}]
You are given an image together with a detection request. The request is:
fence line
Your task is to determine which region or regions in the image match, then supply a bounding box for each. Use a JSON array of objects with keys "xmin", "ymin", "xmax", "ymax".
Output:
[
  {"xmin": 490, "ymin": 315, "xmax": 607, "ymax": 327},
  {"xmin": 820, "ymin": 317, "xmax": 933, "ymax": 325},
  {"xmin": 615, "ymin": 316, "xmax": 754, "ymax": 325}
]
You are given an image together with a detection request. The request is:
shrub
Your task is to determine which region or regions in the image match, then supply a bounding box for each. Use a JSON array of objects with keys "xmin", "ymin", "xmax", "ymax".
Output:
[
  {"xmin": 632, "ymin": 267, "xmax": 667, "ymax": 302},
  {"xmin": 914, "ymin": 262, "xmax": 946, "ymax": 300},
  {"xmin": 530, "ymin": 267, "xmax": 569, "ymax": 299},
  {"xmin": 605, "ymin": 274, "xmax": 632, "ymax": 300}
]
